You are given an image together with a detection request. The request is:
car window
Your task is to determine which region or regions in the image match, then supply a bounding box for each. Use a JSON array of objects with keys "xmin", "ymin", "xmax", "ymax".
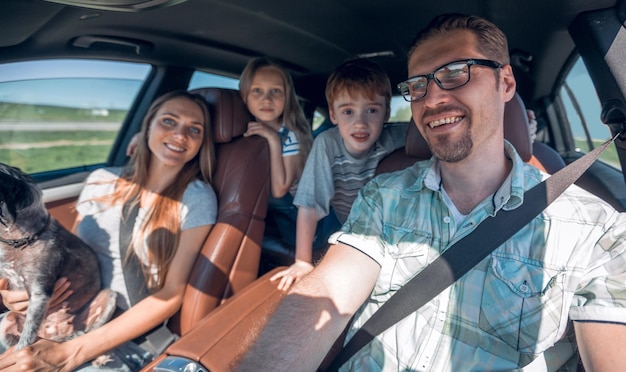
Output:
[
  {"xmin": 188, "ymin": 71, "xmax": 239, "ymax": 90},
  {"xmin": 0, "ymin": 59, "xmax": 150, "ymax": 175},
  {"xmin": 389, "ymin": 96, "xmax": 412, "ymax": 122},
  {"xmin": 559, "ymin": 57, "xmax": 618, "ymax": 168}
]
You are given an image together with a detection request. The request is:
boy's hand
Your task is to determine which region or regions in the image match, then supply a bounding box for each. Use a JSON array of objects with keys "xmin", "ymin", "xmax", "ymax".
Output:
[
  {"xmin": 270, "ymin": 261, "xmax": 314, "ymax": 291},
  {"xmin": 0, "ymin": 278, "xmax": 73, "ymax": 313}
]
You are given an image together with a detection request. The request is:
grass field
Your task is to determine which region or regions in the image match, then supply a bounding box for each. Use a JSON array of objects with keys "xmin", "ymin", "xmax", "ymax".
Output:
[
  {"xmin": 0, "ymin": 144, "xmax": 112, "ymax": 174},
  {"xmin": 0, "ymin": 102, "xmax": 127, "ymax": 122},
  {"xmin": 574, "ymin": 138, "xmax": 620, "ymax": 169},
  {"xmin": 0, "ymin": 101, "xmax": 621, "ymax": 174},
  {"xmin": 0, "ymin": 102, "xmax": 122, "ymax": 173}
]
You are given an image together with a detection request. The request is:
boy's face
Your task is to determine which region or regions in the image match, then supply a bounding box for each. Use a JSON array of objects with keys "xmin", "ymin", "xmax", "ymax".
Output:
[{"xmin": 329, "ymin": 91, "xmax": 389, "ymax": 158}]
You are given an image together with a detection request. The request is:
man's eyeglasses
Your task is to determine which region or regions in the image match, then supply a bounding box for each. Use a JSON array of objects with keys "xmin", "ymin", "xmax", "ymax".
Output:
[{"xmin": 397, "ymin": 59, "xmax": 503, "ymax": 102}]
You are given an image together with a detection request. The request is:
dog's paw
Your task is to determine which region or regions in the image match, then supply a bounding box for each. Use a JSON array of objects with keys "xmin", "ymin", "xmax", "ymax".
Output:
[
  {"xmin": 83, "ymin": 288, "xmax": 117, "ymax": 332},
  {"xmin": 91, "ymin": 353, "xmax": 115, "ymax": 367}
]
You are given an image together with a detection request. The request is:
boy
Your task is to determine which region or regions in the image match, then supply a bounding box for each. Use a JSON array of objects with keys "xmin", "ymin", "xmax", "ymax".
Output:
[{"xmin": 270, "ymin": 58, "xmax": 407, "ymax": 290}]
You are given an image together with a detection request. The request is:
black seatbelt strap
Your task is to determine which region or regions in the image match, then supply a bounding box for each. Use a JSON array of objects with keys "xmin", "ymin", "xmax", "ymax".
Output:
[
  {"xmin": 325, "ymin": 133, "xmax": 620, "ymax": 371},
  {"xmin": 119, "ymin": 200, "xmax": 149, "ymax": 303},
  {"xmin": 119, "ymin": 199, "xmax": 177, "ymax": 356}
]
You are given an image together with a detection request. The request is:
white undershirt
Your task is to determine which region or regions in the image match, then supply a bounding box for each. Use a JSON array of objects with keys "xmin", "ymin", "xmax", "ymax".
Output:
[{"xmin": 440, "ymin": 186, "xmax": 468, "ymax": 234}]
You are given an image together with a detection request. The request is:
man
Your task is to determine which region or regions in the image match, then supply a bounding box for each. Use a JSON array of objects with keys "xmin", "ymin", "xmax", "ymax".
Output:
[{"xmin": 238, "ymin": 13, "xmax": 626, "ymax": 371}]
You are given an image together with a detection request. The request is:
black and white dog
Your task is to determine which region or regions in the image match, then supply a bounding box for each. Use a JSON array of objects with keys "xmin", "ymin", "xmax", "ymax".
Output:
[{"xmin": 0, "ymin": 163, "xmax": 116, "ymax": 349}]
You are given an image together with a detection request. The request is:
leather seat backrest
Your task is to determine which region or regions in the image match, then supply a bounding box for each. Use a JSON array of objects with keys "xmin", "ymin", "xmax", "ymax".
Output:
[
  {"xmin": 169, "ymin": 88, "xmax": 271, "ymax": 335},
  {"xmin": 376, "ymin": 92, "xmax": 545, "ymax": 175}
]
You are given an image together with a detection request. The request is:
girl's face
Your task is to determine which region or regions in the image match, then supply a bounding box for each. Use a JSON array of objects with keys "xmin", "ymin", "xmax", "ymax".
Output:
[
  {"xmin": 147, "ymin": 96, "xmax": 205, "ymax": 171},
  {"xmin": 245, "ymin": 66, "xmax": 286, "ymax": 127}
]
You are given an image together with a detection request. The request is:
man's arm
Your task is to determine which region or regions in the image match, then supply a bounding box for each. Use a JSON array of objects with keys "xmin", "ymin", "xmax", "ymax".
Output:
[
  {"xmin": 574, "ymin": 321, "xmax": 626, "ymax": 371},
  {"xmin": 237, "ymin": 242, "xmax": 381, "ymax": 371}
]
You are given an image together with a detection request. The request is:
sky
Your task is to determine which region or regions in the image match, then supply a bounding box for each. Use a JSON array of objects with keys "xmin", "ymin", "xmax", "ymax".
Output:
[{"xmin": 0, "ymin": 59, "xmax": 239, "ymax": 110}]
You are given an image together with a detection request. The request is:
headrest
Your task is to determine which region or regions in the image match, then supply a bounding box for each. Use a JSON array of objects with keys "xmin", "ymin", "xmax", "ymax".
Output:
[
  {"xmin": 404, "ymin": 92, "xmax": 532, "ymax": 161},
  {"xmin": 190, "ymin": 88, "xmax": 253, "ymax": 144}
]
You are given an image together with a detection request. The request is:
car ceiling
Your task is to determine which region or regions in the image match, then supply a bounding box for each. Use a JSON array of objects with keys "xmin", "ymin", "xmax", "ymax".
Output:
[{"xmin": 0, "ymin": 0, "xmax": 618, "ymax": 108}]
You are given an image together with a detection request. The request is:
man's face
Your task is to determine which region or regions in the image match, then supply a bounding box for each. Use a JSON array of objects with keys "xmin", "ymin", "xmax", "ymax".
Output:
[{"xmin": 407, "ymin": 29, "xmax": 515, "ymax": 162}]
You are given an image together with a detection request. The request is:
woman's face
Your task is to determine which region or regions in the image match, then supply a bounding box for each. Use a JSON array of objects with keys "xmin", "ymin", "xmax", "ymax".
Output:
[{"xmin": 147, "ymin": 96, "xmax": 206, "ymax": 170}]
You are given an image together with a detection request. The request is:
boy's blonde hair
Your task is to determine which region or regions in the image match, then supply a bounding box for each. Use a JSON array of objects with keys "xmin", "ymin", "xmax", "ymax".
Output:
[{"xmin": 325, "ymin": 58, "xmax": 392, "ymax": 120}]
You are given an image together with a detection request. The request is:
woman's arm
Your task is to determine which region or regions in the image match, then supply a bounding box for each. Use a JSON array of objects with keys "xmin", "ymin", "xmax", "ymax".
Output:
[{"xmin": 0, "ymin": 224, "xmax": 212, "ymax": 372}]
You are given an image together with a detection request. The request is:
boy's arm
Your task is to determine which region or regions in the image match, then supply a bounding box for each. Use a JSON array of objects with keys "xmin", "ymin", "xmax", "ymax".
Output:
[
  {"xmin": 295, "ymin": 206, "xmax": 318, "ymax": 264},
  {"xmin": 237, "ymin": 243, "xmax": 380, "ymax": 371}
]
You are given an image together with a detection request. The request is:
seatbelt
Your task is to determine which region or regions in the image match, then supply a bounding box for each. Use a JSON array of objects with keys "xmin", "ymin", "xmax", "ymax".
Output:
[
  {"xmin": 325, "ymin": 133, "xmax": 621, "ymax": 371},
  {"xmin": 119, "ymin": 200, "xmax": 149, "ymax": 303},
  {"xmin": 119, "ymin": 199, "xmax": 178, "ymax": 356}
]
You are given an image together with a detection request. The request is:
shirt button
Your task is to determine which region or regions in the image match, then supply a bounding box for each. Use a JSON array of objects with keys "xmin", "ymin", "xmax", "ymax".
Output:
[
  {"xmin": 520, "ymin": 283, "xmax": 529, "ymax": 292},
  {"xmin": 443, "ymin": 216, "xmax": 451, "ymax": 223}
]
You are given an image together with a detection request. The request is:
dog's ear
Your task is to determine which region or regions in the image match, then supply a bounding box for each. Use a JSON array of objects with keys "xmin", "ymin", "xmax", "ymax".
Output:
[
  {"xmin": 0, "ymin": 164, "xmax": 37, "ymax": 223},
  {"xmin": 0, "ymin": 200, "xmax": 15, "ymax": 227}
]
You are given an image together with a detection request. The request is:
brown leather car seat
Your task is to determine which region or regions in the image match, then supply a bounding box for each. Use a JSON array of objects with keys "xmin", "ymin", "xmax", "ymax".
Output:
[
  {"xmin": 167, "ymin": 87, "xmax": 271, "ymax": 335},
  {"xmin": 376, "ymin": 92, "xmax": 564, "ymax": 175}
]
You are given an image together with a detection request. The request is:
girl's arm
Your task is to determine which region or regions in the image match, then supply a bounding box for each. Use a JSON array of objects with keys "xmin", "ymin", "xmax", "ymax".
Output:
[
  {"xmin": 270, "ymin": 206, "xmax": 317, "ymax": 291},
  {"xmin": 0, "ymin": 223, "xmax": 212, "ymax": 372},
  {"xmin": 244, "ymin": 121, "xmax": 298, "ymax": 198}
]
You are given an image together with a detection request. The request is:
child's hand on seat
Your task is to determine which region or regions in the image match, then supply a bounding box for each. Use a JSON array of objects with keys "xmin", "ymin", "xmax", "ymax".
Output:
[{"xmin": 270, "ymin": 260, "xmax": 314, "ymax": 291}]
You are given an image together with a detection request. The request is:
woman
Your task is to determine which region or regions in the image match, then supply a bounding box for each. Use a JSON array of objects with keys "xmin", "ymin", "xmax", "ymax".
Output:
[{"xmin": 0, "ymin": 90, "xmax": 217, "ymax": 371}]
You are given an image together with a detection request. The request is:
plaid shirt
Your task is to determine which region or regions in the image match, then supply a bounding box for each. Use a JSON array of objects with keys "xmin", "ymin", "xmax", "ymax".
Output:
[{"xmin": 330, "ymin": 141, "xmax": 626, "ymax": 371}]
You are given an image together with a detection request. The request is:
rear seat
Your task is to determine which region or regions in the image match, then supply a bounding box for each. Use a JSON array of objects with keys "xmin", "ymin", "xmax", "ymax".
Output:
[{"xmin": 167, "ymin": 88, "xmax": 271, "ymax": 335}]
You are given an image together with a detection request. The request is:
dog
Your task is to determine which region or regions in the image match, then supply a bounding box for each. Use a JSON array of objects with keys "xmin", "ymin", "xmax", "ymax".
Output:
[{"xmin": 0, "ymin": 163, "xmax": 117, "ymax": 350}]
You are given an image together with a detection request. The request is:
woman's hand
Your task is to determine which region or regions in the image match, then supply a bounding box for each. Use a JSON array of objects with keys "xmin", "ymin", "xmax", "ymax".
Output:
[
  {"xmin": 270, "ymin": 260, "xmax": 314, "ymax": 291},
  {"xmin": 0, "ymin": 278, "xmax": 73, "ymax": 313},
  {"xmin": 0, "ymin": 339, "xmax": 74, "ymax": 372}
]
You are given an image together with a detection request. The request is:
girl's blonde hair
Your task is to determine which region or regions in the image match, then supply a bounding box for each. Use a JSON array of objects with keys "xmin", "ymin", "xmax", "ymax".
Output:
[
  {"xmin": 239, "ymin": 57, "xmax": 313, "ymax": 174},
  {"xmin": 98, "ymin": 90, "xmax": 214, "ymax": 289}
]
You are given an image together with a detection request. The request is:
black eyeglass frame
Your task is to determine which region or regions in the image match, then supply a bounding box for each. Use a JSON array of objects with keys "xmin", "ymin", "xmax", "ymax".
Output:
[{"xmin": 397, "ymin": 58, "xmax": 503, "ymax": 102}]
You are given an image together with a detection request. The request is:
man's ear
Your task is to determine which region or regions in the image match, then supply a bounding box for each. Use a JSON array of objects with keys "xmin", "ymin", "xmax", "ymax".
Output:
[{"xmin": 501, "ymin": 64, "xmax": 517, "ymax": 103}]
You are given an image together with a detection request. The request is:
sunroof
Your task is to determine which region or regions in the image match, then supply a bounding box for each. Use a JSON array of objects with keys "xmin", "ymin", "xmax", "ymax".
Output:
[{"xmin": 42, "ymin": 0, "xmax": 187, "ymax": 12}]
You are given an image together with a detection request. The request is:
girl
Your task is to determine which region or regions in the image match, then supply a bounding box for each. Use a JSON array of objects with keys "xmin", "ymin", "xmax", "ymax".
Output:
[
  {"xmin": 0, "ymin": 90, "xmax": 217, "ymax": 371},
  {"xmin": 239, "ymin": 57, "xmax": 313, "ymax": 248}
]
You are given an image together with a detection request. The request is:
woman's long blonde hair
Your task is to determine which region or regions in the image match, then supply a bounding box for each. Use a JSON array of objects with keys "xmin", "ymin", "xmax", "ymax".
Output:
[
  {"xmin": 102, "ymin": 90, "xmax": 214, "ymax": 289},
  {"xmin": 239, "ymin": 57, "xmax": 313, "ymax": 175}
]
